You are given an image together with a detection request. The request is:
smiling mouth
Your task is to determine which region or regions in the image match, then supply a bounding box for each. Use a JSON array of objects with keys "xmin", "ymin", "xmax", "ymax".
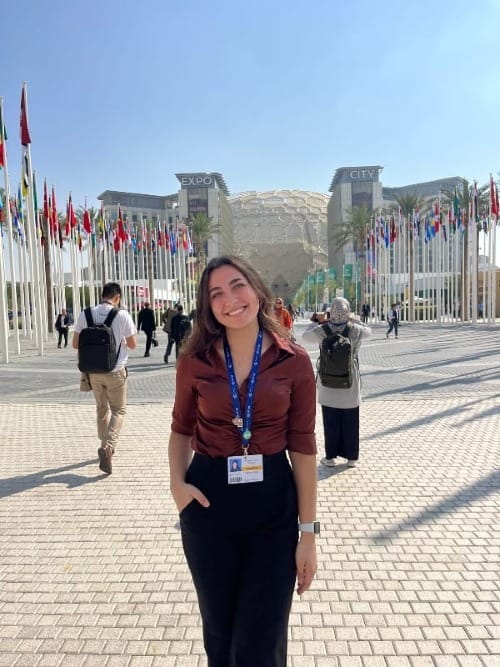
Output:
[{"xmin": 226, "ymin": 306, "xmax": 246, "ymax": 317}]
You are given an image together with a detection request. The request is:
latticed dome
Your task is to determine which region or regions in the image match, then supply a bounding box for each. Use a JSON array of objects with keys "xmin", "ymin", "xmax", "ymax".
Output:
[{"xmin": 229, "ymin": 190, "xmax": 328, "ymax": 301}]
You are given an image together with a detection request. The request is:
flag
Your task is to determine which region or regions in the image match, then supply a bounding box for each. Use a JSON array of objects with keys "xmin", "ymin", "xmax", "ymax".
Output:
[
  {"xmin": 66, "ymin": 194, "xmax": 77, "ymax": 232},
  {"xmin": 51, "ymin": 186, "xmax": 59, "ymax": 239},
  {"xmin": 117, "ymin": 206, "xmax": 127, "ymax": 241},
  {"xmin": 473, "ymin": 181, "xmax": 479, "ymax": 223},
  {"xmin": 32, "ymin": 170, "xmax": 39, "ymax": 213},
  {"xmin": 43, "ymin": 179, "xmax": 49, "ymax": 220},
  {"xmin": 113, "ymin": 230, "xmax": 121, "ymax": 252},
  {"xmin": 20, "ymin": 86, "xmax": 32, "ymax": 146},
  {"xmin": 490, "ymin": 175, "xmax": 498, "ymax": 217},
  {"xmin": 169, "ymin": 228, "xmax": 177, "ymax": 255},
  {"xmin": 433, "ymin": 199, "xmax": 440, "ymax": 233},
  {"xmin": 21, "ymin": 151, "xmax": 30, "ymax": 196},
  {"xmin": 97, "ymin": 201, "xmax": 105, "ymax": 232},
  {"xmin": 83, "ymin": 207, "xmax": 91, "ymax": 234},
  {"xmin": 182, "ymin": 226, "xmax": 189, "ymax": 251}
]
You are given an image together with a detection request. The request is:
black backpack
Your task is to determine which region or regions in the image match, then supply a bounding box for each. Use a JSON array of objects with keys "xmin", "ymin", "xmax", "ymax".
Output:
[
  {"xmin": 178, "ymin": 315, "xmax": 192, "ymax": 340},
  {"xmin": 78, "ymin": 308, "xmax": 121, "ymax": 373},
  {"xmin": 317, "ymin": 323, "xmax": 353, "ymax": 389}
]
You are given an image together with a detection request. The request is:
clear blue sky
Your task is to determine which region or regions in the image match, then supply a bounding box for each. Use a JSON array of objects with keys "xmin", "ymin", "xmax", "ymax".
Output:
[{"xmin": 2, "ymin": 0, "xmax": 500, "ymax": 211}]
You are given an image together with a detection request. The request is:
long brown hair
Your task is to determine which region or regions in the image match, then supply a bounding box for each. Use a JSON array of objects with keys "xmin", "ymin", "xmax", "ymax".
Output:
[{"xmin": 181, "ymin": 255, "xmax": 286, "ymax": 357}]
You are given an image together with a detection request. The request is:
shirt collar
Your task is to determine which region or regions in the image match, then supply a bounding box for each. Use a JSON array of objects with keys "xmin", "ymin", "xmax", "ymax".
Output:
[{"xmin": 205, "ymin": 330, "xmax": 295, "ymax": 366}]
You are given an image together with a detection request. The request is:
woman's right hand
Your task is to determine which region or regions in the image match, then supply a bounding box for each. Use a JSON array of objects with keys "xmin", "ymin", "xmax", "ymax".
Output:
[{"xmin": 171, "ymin": 482, "xmax": 210, "ymax": 513}]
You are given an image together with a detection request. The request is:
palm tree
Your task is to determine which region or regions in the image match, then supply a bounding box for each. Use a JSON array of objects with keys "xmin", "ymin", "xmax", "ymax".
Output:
[
  {"xmin": 189, "ymin": 212, "xmax": 219, "ymax": 279},
  {"xmin": 333, "ymin": 206, "xmax": 371, "ymax": 255},
  {"xmin": 393, "ymin": 194, "xmax": 426, "ymax": 322},
  {"xmin": 333, "ymin": 206, "xmax": 372, "ymax": 309}
]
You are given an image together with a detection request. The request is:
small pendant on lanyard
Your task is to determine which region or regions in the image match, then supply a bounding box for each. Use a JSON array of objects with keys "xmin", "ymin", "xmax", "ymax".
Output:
[{"xmin": 232, "ymin": 417, "xmax": 244, "ymax": 428}]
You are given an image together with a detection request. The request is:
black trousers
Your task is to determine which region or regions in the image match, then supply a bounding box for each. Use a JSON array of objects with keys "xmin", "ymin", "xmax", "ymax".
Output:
[
  {"xmin": 57, "ymin": 329, "xmax": 68, "ymax": 347},
  {"xmin": 144, "ymin": 330, "xmax": 154, "ymax": 355},
  {"xmin": 164, "ymin": 333, "xmax": 174, "ymax": 360},
  {"xmin": 180, "ymin": 451, "xmax": 298, "ymax": 667},
  {"xmin": 321, "ymin": 405, "xmax": 359, "ymax": 461},
  {"xmin": 387, "ymin": 320, "xmax": 398, "ymax": 337}
]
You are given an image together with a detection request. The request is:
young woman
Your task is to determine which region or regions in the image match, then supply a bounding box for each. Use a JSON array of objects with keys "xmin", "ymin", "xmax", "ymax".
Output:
[
  {"xmin": 273, "ymin": 297, "xmax": 293, "ymax": 333},
  {"xmin": 168, "ymin": 255, "xmax": 318, "ymax": 667}
]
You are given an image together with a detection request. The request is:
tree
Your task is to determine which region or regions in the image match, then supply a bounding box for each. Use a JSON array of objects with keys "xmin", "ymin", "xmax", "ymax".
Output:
[
  {"xmin": 333, "ymin": 206, "xmax": 372, "ymax": 310},
  {"xmin": 333, "ymin": 206, "xmax": 371, "ymax": 256},
  {"xmin": 189, "ymin": 212, "xmax": 218, "ymax": 278}
]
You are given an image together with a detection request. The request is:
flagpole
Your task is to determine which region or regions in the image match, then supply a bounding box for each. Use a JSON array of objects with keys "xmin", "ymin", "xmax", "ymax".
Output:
[
  {"xmin": 20, "ymin": 83, "xmax": 44, "ymax": 354},
  {"xmin": 0, "ymin": 203, "xmax": 8, "ymax": 362},
  {"xmin": 1, "ymin": 97, "xmax": 20, "ymax": 358}
]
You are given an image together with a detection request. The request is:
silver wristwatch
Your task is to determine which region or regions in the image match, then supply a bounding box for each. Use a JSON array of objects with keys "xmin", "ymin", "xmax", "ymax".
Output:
[{"xmin": 298, "ymin": 521, "xmax": 320, "ymax": 535}]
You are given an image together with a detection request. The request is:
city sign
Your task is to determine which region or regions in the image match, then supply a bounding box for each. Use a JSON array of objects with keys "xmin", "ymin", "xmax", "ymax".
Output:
[{"xmin": 349, "ymin": 168, "xmax": 379, "ymax": 181}]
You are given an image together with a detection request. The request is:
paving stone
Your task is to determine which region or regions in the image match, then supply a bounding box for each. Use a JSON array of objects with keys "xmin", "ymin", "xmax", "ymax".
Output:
[{"xmin": 1, "ymin": 323, "xmax": 499, "ymax": 666}]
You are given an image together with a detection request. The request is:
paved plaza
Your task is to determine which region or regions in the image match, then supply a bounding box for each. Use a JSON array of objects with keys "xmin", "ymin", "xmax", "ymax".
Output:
[{"xmin": 0, "ymin": 321, "xmax": 499, "ymax": 666}]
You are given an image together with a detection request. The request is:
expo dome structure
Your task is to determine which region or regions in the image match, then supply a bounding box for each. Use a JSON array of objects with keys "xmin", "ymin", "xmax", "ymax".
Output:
[{"xmin": 229, "ymin": 189, "xmax": 329, "ymax": 303}]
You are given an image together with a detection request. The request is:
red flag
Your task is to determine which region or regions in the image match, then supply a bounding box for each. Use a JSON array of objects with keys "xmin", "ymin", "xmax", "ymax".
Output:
[
  {"xmin": 20, "ymin": 86, "xmax": 32, "ymax": 146},
  {"xmin": 43, "ymin": 180, "xmax": 49, "ymax": 220},
  {"xmin": 113, "ymin": 233, "xmax": 121, "ymax": 253},
  {"xmin": 490, "ymin": 176, "xmax": 498, "ymax": 217},
  {"xmin": 83, "ymin": 208, "xmax": 91, "ymax": 234},
  {"xmin": 117, "ymin": 206, "xmax": 127, "ymax": 241},
  {"xmin": 68, "ymin": 194, "xmax": 77, "ymax": 228},
  {"xmin": 434, "ymin": 200, "xmax": 440, "ymax": 233},
  {"xmin": 51, "ymin": 186, "xmax": 58, "ymax": 237}
]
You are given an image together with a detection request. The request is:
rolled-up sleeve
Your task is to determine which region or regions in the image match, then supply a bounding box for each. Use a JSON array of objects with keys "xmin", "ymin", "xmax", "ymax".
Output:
[
  {"xmin": 171, "ymin": 356, "xmax": 197, "ymax": 436},
  {"xmin": 287, "ymin": 350, "xmax": 317, "ymax": 455}
]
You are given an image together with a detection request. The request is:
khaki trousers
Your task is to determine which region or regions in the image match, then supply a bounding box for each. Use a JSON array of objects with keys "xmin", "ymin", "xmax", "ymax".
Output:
[{"xmin": 89, "ymin": 368, "xmax": 128, "ymax": 450}]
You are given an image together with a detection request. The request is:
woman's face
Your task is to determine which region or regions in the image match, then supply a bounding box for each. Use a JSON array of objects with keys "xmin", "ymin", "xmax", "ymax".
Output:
[
  {"xmin": 207, "ymin": 264, "xmax": 260, "ymax": 331},
  {"xmin": 274, "ymin": 299, "xmax": 283, "ymax": 310}
]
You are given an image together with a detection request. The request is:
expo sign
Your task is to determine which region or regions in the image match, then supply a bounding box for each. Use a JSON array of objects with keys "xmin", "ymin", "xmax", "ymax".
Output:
[{"xmin": 179, "ymin": 174, "xmax": 214, "ymax": 188}]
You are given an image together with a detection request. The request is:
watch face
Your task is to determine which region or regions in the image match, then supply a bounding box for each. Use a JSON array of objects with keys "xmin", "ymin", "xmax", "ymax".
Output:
[{"xmin": 313, "ymin": 522, "xmax": 320, "ymax": 534}]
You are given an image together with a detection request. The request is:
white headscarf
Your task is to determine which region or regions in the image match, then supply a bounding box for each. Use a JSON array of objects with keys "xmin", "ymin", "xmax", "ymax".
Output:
[{"xmin": 328, "ymin": 297, "xmax": 351, "ymax": 332}]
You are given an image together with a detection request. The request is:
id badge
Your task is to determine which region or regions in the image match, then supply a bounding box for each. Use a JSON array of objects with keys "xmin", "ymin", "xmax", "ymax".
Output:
[{"xmin": 227, "ymin": 454, "xmax": 264, "ymax": 485}]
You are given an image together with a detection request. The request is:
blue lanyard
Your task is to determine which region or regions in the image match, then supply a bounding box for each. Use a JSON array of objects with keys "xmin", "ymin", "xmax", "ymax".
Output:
[{"xmin": 223, "ymin": 329, "xmax": 263, "ymax": 455}]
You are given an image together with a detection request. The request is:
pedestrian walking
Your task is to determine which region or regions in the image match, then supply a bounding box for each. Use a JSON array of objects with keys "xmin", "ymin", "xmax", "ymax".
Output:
[
  {"xmin": 386, "ymin": 303, "xmax": 399, "ymax": 338},
  {"xmin": 361, "ymin": 303, "xmax": 370, "ymax": 323},
  {"xmin": 161, "ymin": 302, "xmax": 178, "ymax": 364},
  {"xmin": 72, "ymin": 282, "xmax": 137, "ymax": 475},
  {"xmin": 137, "ymin": 301, "xmax": 156, "ymax": 357},
  {"xmin": 304, "ymin": 296, "xmax": 371, "ymax": 468},
  {"xmin": 55, "ymin": 308, "xmax": 70, "ymax": 348},
  {"xmin": 168, "ymin": 255, "xmax": 318, "ymax": 666},
  {"xmin": 170, "ymin": 305, "xmax": 192, "ymax": 360}
]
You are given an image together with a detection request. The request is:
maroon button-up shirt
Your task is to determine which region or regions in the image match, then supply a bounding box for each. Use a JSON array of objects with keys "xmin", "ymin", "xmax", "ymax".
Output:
[{"xmin": 171, "ymin": 334, "xmax": 317, "ymax": 458}]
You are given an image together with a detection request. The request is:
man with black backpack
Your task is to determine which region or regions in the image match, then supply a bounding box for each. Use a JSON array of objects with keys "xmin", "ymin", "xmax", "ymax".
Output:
[
  {"xmin": 169, "ymin": 304, "xmax": 192, "ymax": 362},
  {"xmin": 72, "ymin": 282, "xmax": 137, "ymax": 475},
  {"xmin": 303, "ymin": 297, "xmax": 371, "ymax": 468}
]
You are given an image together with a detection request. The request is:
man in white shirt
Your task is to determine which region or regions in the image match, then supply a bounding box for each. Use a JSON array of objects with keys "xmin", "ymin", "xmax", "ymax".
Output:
[{"xmin": 72, "ymin": 282, "xmax": 137, "ymax": 475}]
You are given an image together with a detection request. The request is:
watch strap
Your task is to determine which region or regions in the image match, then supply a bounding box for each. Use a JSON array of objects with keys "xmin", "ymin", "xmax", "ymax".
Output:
[{"xmin": 298, "ymin": 521, "xmax": 320, "ymax": 534}]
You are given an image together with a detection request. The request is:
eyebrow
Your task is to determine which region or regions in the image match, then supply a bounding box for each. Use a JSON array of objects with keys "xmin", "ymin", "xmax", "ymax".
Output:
[{"xmin": 208, "ymin": 276, "xmax": 245, "ymax": 295}]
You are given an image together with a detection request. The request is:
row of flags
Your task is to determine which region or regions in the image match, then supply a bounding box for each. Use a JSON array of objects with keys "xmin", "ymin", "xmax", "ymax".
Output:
[
  {"xmin": 366, "ymin": 181, "xmax": 499, "ymax": 252},
  {"xmin": 0, "ymin": 86, "xmax": 194, "ymax": 257}
]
